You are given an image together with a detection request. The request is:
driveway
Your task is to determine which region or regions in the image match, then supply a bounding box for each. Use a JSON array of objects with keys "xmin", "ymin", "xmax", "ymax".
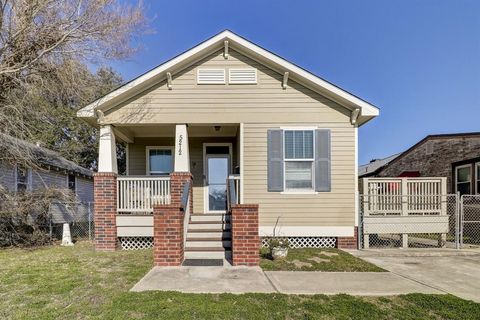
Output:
[{"xmin": 349, "ymin": 248, "xmax": 480, "ymax": 302}]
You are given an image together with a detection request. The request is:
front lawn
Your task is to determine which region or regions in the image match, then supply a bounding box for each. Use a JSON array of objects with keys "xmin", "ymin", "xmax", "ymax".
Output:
[
  {"xmin": 1, "ymin": 242, "xmax": 479, "ymax": 319},
  {"xmin": 260, "ymin": 248, "xmax": 385, "ymax": 272}
]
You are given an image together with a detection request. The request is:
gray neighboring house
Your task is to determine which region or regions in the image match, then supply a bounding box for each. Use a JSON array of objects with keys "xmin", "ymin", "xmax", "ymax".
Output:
[
  {"xmin": 0, "ymin": 134, "xmax": 93, "ymax": 203},
  {"xmin": 359, "ymin": 132, "xmax": 480, "ymax": 195}
]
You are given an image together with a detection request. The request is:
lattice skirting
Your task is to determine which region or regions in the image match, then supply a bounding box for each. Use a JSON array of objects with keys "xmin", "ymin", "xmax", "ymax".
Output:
[
  {"xmin": 119, "ymin": 237, "xmax": 153, "ymax": 250},
  {"xmin": 261, "ymin": 237, "xmax": 336, "ymax": 248}
]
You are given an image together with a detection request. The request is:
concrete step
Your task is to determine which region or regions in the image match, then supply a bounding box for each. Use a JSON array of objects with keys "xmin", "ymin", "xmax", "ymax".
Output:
[
  {"xmin": 188, "ymin": 222, "xmax": 231, "ymax": 230},
  {"xmin": 186, "ymin": 230, "xmax": 231, "ymax": 238},
  {"xmin": 186, "ymin": 240, "xmax": 231, "ymax": 248},
  {"xmin": 190, "ymin": 214, "xmax": 230, "ymax": 223},
  {"xmin": 184, "ymin": 249, "xmax": 232, "ymax": 260}
]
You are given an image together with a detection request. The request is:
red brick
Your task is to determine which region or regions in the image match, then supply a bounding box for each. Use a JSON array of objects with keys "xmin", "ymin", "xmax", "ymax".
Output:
[
  {"xmin": 231, "ymin": 204, "xmax": 260, "ymax": 266},
  {"xmin": 337, "ymin": 227, "xmax": 358, "ymax": 249},
  {"xmin": 94, "ymin": 173, "xmax": 117, "ymax": 251}
]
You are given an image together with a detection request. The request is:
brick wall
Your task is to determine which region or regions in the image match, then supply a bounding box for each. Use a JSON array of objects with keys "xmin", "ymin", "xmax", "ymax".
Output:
[
  {"xmin": 377, "ymin": 135, "xmax": 480, "ymax": 193},
  {"xmin": 93, "ymin": 172, "xmax": 117, "ymax": 251},
  {"xmin": 337, "ymin": 227, "xmax": 358, "ymax": 249},
  {"xmin": 153, "ymin": 172, "xmax": 192, "ymax": 266},
  {"xmin": 231, "ymin": 204, "xmax": 260, "ymax": 266},
  {"xmin": 153, "ymin": 204, "xmax": 185, "ymax": 266}
]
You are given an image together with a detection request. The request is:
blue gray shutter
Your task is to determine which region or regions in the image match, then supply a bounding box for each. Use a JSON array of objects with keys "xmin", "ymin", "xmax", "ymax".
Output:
[
  {"xmin": 267, "ymin": 129, "xmax": 284, "ymax": 192},
  {"xmin": 315, "ymin": 129, "xmax": 331, "ymax": 192}
]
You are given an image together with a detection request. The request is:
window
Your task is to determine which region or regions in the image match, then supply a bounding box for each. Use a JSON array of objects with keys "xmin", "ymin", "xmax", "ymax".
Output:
[
  {"xmin": 147, "ymin": 147, "xmax": 173, "ymax": 176},
  {"xmin": 16, "ymin": 166, "xmax": 29, "ymax": 192},
  {"xmin": 476, "ymin": 163, "xmax": 480, "ymax": 194},
  {"xmin": 68, "ymin": 174, "xmax": 76, "ymax": 192},
  {"xmin": 456, "ymin": 165, "xmax": 471, "ymax": 195},
  {"xmin": 284, "ymin": 130, "xmax": 314, "ymax": 190}
]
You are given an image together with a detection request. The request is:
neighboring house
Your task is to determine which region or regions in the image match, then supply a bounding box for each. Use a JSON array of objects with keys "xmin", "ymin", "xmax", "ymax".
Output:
[
  {"xmin": 358, "ymin": 153, "xmax": 402, "ymax": 178},
  {"xmin": 0, "ymin": 134, "xmax": 94, "ymax": 203},
  {"xmin": 359, "ymin": 132, "xmax": 480, "ymax": 195},
  {"xmin": 77, "ymin": 30, "xmax": 379, "ymax": 264}
]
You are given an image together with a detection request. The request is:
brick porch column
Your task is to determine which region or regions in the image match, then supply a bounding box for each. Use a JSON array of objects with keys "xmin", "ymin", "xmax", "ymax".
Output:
[
  {"xmin": 231, "ymin": 204, "xmax": 260, "ymax": 266},
  {"xmin": 153, "ymin": 172, "xmax": 192, "ymax": 266},
  {"xmin": 93, "ymin": 172, "xmax": 117, "ymax": 251},
  {"xmin": 337, "ymin": 227, "xmax": 358, "ymax": 249}
]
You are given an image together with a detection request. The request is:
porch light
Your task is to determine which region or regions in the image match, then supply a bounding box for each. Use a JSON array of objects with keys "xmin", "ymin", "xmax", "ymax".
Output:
[{"xmin": 214, "ymin": 126, "xmax": 221, "ymax": 132}]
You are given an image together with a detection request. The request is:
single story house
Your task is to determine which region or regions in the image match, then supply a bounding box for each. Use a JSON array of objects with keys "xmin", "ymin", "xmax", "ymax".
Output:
[
  {"xmin": 77, "ymin": 30, "xmax": 379, "ymax": 265},
  {"xmin": 0, "ymin": 133, "xmax": 93, "ymax": 202},
  {"xmin": 359, "ymin": 132, "xmax": 480, "ymax": 195}
]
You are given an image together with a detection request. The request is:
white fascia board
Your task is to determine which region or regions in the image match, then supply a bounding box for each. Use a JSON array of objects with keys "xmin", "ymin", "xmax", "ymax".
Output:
[{"xmin": 76, "ymin": 30, "xmax": 379, "ymax": 121}]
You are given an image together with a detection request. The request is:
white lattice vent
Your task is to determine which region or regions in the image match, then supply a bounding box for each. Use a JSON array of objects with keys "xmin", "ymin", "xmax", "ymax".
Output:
[
  {"xmin": 262, "ymin": 237, "xmax": 336, "ymax": 248},
  {"xmin": 119, "ymin": 237, "xmax": 153, "ymax": 250},
  {"xmin": 228, "ymin": 68, "xmax": 257, "ymax": 84},
  {"xmin": 197, "ymin": 69, "xmax": 226, "ymax": 84}
]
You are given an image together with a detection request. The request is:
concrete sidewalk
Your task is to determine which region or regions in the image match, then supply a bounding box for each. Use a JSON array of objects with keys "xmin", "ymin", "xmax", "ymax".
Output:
[
  {"xmin": 131, "ymin": 266, "xmax": 442, "ymax": 296},
  {"xmin": 348, "ymin": 248, "xmax": 480, "ymax": 302}
]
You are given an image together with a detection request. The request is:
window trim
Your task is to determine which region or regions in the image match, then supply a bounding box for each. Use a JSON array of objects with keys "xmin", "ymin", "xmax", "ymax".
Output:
[
  {"xmin": 145, "ymin": 146, "xmax": 174, "ymax": 176},
  {"xmin": 67, "ymin": 174, "xmax": 77, "ymax": 194},
  {"xmin": 14, "ymin": 165, "xmax": 31, "ymax": 192},
  {"xmin": 455, "ymin": 164, "xmax": 472, "ymax": 195},
  {"xmin": 282, "ymin": 128, "xmax": 316, "ymax": 192}
]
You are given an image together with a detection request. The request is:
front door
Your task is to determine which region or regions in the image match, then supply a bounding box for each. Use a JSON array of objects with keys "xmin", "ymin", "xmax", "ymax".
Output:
[{"xmin": 206, "ymin": 154, "xmax": 230, "ymax": 212}]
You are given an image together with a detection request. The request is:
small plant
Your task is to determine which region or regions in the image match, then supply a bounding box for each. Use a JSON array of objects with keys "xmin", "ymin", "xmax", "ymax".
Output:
[
  {"xmin": 268, "ymin": 217, "xmax": 289, "ymax": 259},
  {"xmin": 267, "ymin": 237, "xmax": 289, "ymax": 249}
]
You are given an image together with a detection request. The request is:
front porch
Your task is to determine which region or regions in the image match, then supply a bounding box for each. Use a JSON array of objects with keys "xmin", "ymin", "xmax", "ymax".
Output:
[{"xmin": 94, "ymin": 123, "xmax": 259, "ymax": 266}]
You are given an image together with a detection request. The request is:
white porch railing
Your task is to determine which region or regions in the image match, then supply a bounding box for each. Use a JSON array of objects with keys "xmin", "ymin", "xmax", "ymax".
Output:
[
  {"xmin": 227, "ymin": 174, "xmax": 241, "ymax": 211},
  {"xmin": 362, "ymin": 177, "xmax": 447, "ymax": 216},
  {"xmin": 117, "ymin": 176, "xmax": 171, "ymax": 213}
]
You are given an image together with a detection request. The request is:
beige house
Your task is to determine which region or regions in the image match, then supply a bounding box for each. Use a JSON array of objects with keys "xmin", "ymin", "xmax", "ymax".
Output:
[{"xmin": 77, "ymin": 30, "xmax": 379, "ymax": 262}]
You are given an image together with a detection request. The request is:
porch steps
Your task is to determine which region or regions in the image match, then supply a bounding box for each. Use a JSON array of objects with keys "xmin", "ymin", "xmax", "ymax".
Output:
[{"xmin": 184, "ymin": 213, "xmax": 232, "ymax": 261}]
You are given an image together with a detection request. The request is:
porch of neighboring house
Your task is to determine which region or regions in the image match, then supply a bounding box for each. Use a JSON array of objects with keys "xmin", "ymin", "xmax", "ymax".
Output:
[{"xmin": 94, "ymin": 123, "xmax": 259, "ymax": 267}]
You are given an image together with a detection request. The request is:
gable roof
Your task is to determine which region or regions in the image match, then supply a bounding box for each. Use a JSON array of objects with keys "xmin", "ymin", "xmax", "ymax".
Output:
[
  {"xmin": 1, "ymin": 134, "xmax": 93, "ymax": 177},
  {"xmin": 77, "ymin": 30, "xmax": 379, "ymax": 126}
]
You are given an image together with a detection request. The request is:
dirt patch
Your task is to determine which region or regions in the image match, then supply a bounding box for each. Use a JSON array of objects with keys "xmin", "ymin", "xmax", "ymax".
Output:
[
  {"xmin": 308, "ymin": 257, "xmax": 330, "ymax": 263},
  {"xmin": 292, "ymin": 260, "xmax": 312, "ymax": 268}
]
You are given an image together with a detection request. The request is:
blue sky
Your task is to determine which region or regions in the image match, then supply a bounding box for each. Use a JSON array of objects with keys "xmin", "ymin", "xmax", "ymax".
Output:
[{"xmin": 111, "ymin": 0, "xmax": 480, "ymax": 164}]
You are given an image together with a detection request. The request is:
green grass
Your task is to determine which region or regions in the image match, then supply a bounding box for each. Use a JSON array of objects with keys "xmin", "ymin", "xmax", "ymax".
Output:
[
  {"xmin": 260, "ymin": 248, "xmax": 386, "ymax": 272},
  {"xmin": 1, "ymin": 242, "xmax": 479, "ymax": 319}
]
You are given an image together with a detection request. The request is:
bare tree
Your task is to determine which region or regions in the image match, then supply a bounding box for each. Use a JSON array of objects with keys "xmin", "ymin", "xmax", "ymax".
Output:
[{"xmin": 0, "ymin": 0, "xmax": 147, "ymax": 168}]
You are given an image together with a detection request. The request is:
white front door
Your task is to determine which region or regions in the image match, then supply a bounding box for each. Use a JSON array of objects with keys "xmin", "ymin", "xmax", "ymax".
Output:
[{"xmin": 206, "ymin": 154, "xmax": 230, "ymax": 212}]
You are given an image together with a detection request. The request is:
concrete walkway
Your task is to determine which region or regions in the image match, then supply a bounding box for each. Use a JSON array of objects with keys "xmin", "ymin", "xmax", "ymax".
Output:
[
  {"xmin": 131, "ymin": 266, "xmax": 442, "ymax": 296},
  {"xmin": 348, "ymin": 248, "xmax": 480, "ymax": 302}
]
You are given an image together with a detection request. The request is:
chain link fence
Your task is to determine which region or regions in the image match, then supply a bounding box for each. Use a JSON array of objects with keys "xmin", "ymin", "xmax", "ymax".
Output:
[
  {"xmin": 49, "ymin": 202, "xmax": 94, "ymax": 241},
  {"xmin": 359, "ymin": 194, "xmax": 460, "ymax": 249},
  {"xmin": 460, "ymin": 195, "xmax": 480, "ymax": 248}
]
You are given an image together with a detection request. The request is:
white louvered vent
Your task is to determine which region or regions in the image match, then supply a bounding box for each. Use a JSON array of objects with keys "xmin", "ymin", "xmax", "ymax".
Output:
[
  {"xmin": 228, "ymin": 68, "xmax": 257, "ymax": 84},
  {"xmin": 197, "ymin": 69, "xmax": 226, "ymax": 84}
]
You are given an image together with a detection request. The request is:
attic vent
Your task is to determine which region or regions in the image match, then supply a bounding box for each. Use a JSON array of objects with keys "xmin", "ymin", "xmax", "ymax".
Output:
[
  {"xmin": 228, "ymin": 68, "xmax": 257, "ymax": 84},
  {"xmin": 197, "ymin": 69, "xmax": 226, "ymax": 84}
]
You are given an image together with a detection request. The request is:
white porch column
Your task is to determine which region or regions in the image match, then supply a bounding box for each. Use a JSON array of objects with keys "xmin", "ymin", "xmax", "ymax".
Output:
[
  {"xmin": 98, "ymin": 125, "xmax": 118, "ymax": 173},
  {"xmin": 174, "ymin": 124, "xmax": 190, "ymax": 172}
]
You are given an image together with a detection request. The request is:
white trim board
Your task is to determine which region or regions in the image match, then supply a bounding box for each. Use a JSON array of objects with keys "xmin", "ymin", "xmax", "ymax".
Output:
[
  {"xmin": 77, "ymin": 30, "xmax": 379, "ymax": 125},
  {"xmin": 259, "ymin": 226, "xmax": 354, "ymax": 237}
]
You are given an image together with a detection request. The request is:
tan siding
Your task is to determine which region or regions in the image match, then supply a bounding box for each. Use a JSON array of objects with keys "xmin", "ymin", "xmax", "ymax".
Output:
[
  {"xmin": 127, "ymin": 136, "xmax": 237, "ymax": 213},
  {"xmin": 104, "ymin": 49, "xmax": 350, "ymax": 125},
  {"xmin": 243, "ymin": 123, "xmax": 355, "ymax": 227}
]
